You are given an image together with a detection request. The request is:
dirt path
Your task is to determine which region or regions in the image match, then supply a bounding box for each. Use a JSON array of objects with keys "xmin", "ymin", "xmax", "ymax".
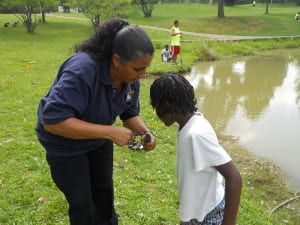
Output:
[
  {"xmin": 47, "ymin": 14, "xmax": 300, "ymax": 41},
  {"xmin": 140, "ymin": 24, "xmax": 300, "ymax": 41}
]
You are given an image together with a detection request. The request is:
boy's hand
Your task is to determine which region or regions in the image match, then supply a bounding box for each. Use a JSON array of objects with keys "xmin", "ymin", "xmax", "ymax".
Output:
[{"xmin": 142, "ymin": 131, "xmax": 156, "ymax": 151}]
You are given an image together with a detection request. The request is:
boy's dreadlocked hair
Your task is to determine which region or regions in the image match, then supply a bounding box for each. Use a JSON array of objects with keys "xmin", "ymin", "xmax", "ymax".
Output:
[{"xmin": 150, "ymin": 73, "xmax": 197, "ymax": 116}]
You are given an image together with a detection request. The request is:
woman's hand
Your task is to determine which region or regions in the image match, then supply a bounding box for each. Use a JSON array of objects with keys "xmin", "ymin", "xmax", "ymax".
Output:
[
  {"xmin": 122, "ymin": 115, "xmax": 157, "ymax": 151},
  {"xmin": 109, "ymin": 126, "xmax": 135, "ymax": 147}
]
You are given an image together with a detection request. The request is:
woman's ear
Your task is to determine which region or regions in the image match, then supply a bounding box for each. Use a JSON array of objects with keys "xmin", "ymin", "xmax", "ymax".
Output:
[{"xmin": 112, "ymin": 53, "xmax": 121, "ymax": 68}]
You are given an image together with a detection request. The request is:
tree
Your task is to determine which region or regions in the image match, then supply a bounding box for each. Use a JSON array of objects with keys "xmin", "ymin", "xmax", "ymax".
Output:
[
  {"xmin": 218, "ymin": 0, "xmax": 225, "ymax": 18},
  {"xmin": 133, "ymin": 0, "xmax": 158, "ymax": 17},
  {"xmin": 16, "ymin": 7, "xmax": 40, "ymax": 33},
  {"xmin": 39, "ymin": 0, "xmax": 57, "ymax": 23},
  {"xmin": 72, "ymin": 0, "xmax": 130, "ymax": 27},
  {"xmin": 7, "ymin": 0, "xmax": 42, "ymax": 33},
  {"xmin": 265, "ymin": 0, "xmax": 269, "ymax": 14},
  {"xmin": 2, "ymin": 0, "xmax": 56, "ymax": 32},
  {"xmin": 59, "ymin": 0, "xmax": 72, "ymax": 12}
]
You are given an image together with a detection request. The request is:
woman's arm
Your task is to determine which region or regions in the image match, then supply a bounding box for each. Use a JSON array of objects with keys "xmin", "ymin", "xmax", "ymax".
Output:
[{"xmin": 43, "ymin": 117, "xmax": 134, "ymax": 147}]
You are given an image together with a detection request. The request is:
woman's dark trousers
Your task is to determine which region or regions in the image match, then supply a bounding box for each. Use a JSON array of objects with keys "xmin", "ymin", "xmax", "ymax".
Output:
[{"xmin": 46, "ymin": 141, "xmax": 118, "ymax": 225}]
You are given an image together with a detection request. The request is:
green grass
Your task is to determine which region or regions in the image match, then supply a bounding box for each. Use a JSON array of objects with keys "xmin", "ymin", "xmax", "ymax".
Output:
[
  {"xmin": 128, "ymin": 3, "xmax": 300, "ymax": 36},
  {"xmin": 1, "ymin": 4, "xmax": 300, "ymax": 224}
]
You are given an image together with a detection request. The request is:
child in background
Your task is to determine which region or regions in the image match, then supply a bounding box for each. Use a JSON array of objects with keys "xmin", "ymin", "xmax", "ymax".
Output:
[
  {"xmin": 170, "ymin": 20, "xmax": 182, "ymax": 65},
  {"xmin": 150, "ymin": 73, "xmax": 242, "ymax": 225},
  {"xmin": 161, "ymin": 44, "xmax": 172, "ymax": 62},
  {"xmin": 295, "ymin": 12, "xmax": 300, "ymax": 22}
]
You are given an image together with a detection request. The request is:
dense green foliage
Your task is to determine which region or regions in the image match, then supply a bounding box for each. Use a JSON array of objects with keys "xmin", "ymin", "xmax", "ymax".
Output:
[{"xmin": 0, "ymin": 4, "xmax": 299, "ymax": 224}]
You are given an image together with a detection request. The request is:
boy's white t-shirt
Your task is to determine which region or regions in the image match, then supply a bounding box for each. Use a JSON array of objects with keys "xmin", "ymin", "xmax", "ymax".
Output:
[
  {"xmin": 161, "ymin": 48, "xmax": 171, "ymax": 62},
  {"xmin": 177, "ymin": 113, "xmax": 231, "ymax": 222}
]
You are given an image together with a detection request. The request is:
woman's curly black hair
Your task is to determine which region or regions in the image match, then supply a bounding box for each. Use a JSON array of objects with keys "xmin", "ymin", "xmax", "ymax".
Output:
[
  {"xmin": 150, "ymin": 73, "xmax": 197, "ymax": 117},
  {"xmin": 74, "ymin": 18, "xmax": 154, "ymax": 62}
]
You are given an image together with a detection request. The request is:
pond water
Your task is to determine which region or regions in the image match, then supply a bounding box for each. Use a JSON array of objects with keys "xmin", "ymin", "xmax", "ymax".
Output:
[{"xmin": 185, "ymin": 49, "xmax": 300, "ymax": 189}]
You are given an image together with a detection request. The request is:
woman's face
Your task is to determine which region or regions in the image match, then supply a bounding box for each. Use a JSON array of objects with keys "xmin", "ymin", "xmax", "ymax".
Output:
[{"xmin": 114, "ymin": 54, "xmax": 153, "ymax": 84}]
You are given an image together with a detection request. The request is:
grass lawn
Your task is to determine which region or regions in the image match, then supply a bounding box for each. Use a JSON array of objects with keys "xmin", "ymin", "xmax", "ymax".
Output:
[{"xmin": 0, "ymin": 3, "xmax": 299, "ymax": 224}]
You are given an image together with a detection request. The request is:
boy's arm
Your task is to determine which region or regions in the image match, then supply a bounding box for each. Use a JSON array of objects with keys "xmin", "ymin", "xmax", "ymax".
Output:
[
  {"xmin": 215, "ymin": 161, "xmax": 242, "ymax": 225},
  {"xmin": 170, "ymin": 27, "xmax": 176, "ymax": 36}
]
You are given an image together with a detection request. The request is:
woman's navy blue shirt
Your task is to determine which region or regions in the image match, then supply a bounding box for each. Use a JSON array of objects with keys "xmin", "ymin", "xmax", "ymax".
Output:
[{"xmin": 36, "ymin": 52, "xmax": 140, "ymax": 156}]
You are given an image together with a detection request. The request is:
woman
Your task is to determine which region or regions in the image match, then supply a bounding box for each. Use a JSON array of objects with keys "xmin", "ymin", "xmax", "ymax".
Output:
[{"xmin": 36, "ymin": 18, "xmax": 156, "ymax": 225}]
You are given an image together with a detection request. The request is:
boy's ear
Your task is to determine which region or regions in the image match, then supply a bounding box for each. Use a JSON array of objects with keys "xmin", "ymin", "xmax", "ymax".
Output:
[{"xmin": 112, "ymin": 53, "xmax": 121, "ymax": 66}]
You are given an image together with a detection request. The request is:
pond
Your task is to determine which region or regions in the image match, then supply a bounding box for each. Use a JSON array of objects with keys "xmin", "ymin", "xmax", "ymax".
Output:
[{"xmin": 185, "ymin": 49, "xmax": 300, "ymax": 190}]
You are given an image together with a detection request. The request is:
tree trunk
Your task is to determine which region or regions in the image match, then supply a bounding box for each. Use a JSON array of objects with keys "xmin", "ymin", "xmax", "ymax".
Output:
[
  {"xmin": 218, "ymin": 0, "xmax": 225, "ymax": 18},
  {"xmin": 94, "ymin": 14, "xmax": 100, "ymax": 27},
  {"xmin": 41, "ymin": 10, "xmax": 46, "ymax": 23},
  {"xmin": 40, "ymin": 2, "xmax": 46, "ymax": 23},
  {"xmin": 265, "ymin": 0, "xmax": 269, "ymax": 14}
]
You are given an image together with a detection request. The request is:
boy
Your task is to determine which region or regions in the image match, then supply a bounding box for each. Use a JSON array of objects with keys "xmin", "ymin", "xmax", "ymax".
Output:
[
  {"xmin": 161, "ymin": 44, "xmax": 172, "ymax": 62},
  {"xmin": 150, "ymin": 73, "xmax": 242, "ymax": 225},
  {"xmin": 295, "ymin": 12, "xmax": 300, "ymax": 22},
  {"xmin": 170, "ymin": 20, "xmax": 182, "ymax": 65}
]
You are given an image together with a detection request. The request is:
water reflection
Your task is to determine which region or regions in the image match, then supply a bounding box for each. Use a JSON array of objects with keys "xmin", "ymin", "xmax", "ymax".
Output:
[{"xmin": 186, "ymin": 50, "xmax": 300, "ymax": 189}]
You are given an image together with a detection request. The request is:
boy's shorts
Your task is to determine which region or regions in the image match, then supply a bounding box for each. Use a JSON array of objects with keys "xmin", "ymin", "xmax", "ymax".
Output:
[
  {"xmin": 171, "ymin": 45, "xmax": 180, "ymax": 55},
  {"xmin": 180, "ymin": 197, "xmax": 225, "ymax": 225}
]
